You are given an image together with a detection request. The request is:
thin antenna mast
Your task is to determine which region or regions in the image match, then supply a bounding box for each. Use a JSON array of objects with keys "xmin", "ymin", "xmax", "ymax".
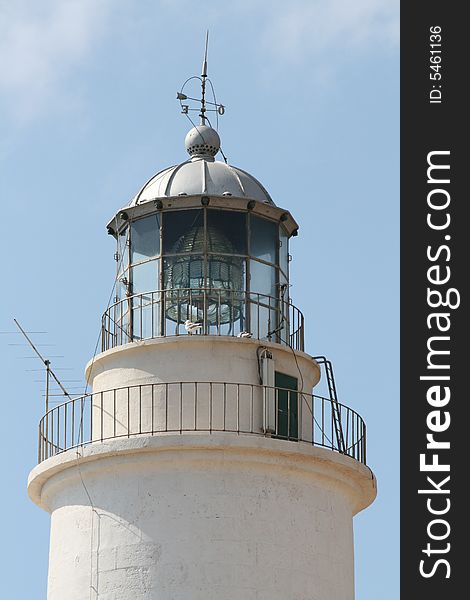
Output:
[
  {"xmin": 200, "ymin": 30, "xmax": 209, "ymax": 125},
  {"xmin": 13, "ymin": 318, "xmax": 73, "ymax": 412}
]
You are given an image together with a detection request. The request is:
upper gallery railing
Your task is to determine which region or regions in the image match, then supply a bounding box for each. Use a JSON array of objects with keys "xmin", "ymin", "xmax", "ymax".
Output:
[{"xmin": 101, "ymin": 288, "xmax": 305, "ymax": 351}]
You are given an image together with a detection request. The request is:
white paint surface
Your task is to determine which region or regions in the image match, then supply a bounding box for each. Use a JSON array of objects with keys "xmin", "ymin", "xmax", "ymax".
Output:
[
  {"xmin": 86, "ymin": 336, "xmax": 320, "ymax": 393},
  {"xmin": 29, "ymin": 435, "xmax": 376, "ymax": 600}
]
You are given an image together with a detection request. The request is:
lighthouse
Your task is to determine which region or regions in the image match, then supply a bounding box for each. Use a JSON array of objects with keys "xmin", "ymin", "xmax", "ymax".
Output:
[{"xmin": 28, "ymin": 53, "xmax": 376, "ymax": 600}]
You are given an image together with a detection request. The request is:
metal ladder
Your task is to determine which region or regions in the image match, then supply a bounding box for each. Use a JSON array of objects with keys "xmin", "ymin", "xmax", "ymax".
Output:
[{"xmin": 313, "ymin": 356, "xmax": 346, "ymax": 454}]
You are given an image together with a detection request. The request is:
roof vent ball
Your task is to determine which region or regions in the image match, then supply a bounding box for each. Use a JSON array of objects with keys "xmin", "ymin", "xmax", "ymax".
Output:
[{"xmin": 185, "ymin": 125, "xmax": 220, "ymax": 158}]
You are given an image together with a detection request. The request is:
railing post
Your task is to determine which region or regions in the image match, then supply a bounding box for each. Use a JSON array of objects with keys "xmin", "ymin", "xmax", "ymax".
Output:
[
  {"xmin": 64, "ymin": 403, "xmax": 67, "ymax": 451},
  {"xmin": 139, "ymin": 294, "xmax": 142, "ymax": 340},
  {"xmin": 125, "ymin": 388, "xmax": 129, "ymax": 437},
  {"xmin": 128, "ymin": 295, "xmax": 133, "ymax": 343},
  {"xmin": 101, "ymin": 316, "xmax": 105, "ymax": 352},
  {"xmin": 79, "ymin": 398, "xmax": 83, "ymax": 447},
  {"xmin": 71, "ymin": 399, "xmax": 75, "ymax": 448},
  {"xmin": 179, "ymin": 382, "xmax": 183, "ymax": 433},
  {"xmin": 209, "ymin": 382, "xmax": 213, "ymax": 433},
  {"xmin": 139, "ymin": 386, "xmax": 142, "ymax": 434},
  {"xmin": 176, "ymin": 289, "xmax": 181, "ymax": 335},
  {"xmin": 223, "ymin": 382, "xmax": 226, "ymax": 431},
  {"xmin": 275, "ymin": 387, "xmax": 278, "ymax": 436},
  {"xmin": 217, "ymin": 290, "xmax": 221, "ymax": 336},
  {"xmin": 86, "ymin": 395, "xmax": 90, "ymax": 447},
  {"xmin": 165, "ymin": 383, "xmax": 168, "ymax": 432},
  {"xmin": 203, "ymin": 288, "xmax": 208, "ymax": 335},
  {"xmin": 151, "ymin": 291, "xmax": 155, "ymax": 339},
  {"xmin": 251, "ymin": 384, "xmax": 254, "ymax": 434},
  {"xmin": 287, "ymin": 386, "xmax": 291, "ymax": 440},
  {"xmin": 236, "ymin": 384, "xmax": 240, "ymax": 434},
  {"xmin": 363, "ymin": 423, "xmax": 367, "ymax": 464},
  {"xmin": 56, "ymin": 407, "xmax": 59, "ymax": 454},
  {"xmin": 151, "ymin": 384, "xmax": 155, "ymax": 435},
  {"xmin": 351, "ymin": 414, "xmax": 355, "ymax": 459}
]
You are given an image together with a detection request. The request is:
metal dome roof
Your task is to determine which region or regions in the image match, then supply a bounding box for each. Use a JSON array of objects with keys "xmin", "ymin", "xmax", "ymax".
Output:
[{"xmin": 129, "ymin": 125, "xmax": 274, "ymax": 206}]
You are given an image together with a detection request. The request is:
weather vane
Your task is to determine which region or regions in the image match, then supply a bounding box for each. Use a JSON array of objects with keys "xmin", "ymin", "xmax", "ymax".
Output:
[{"xmin": 176, "ymin": 31, "xmax": 225, "ymax": 128}]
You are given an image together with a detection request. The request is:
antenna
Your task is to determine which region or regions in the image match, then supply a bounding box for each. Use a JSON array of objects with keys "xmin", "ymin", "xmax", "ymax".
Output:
[
  {"xmin": 176, "ymin": 31, "xmax": 225, "ymax": 127},
  {"xmin": 13, "ymin": 318, "xmax": 73, "ymax": 413},
  {"xmin": 200, "ymin": 30, "xmax": 209, "ymax": 125}
]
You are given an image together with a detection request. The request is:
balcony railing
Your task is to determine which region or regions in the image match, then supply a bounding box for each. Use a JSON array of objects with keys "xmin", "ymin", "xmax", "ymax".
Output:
[
  {"xmin": 101, "ymin": 288, "xmax": 305, "ymax": 351},
  {"xmin": 38, "ymin": 382, "xmax": 367, "ymax": 465}
]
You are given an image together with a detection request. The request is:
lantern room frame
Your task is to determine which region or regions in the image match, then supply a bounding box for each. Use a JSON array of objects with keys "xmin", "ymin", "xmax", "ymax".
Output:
[{"xmin": 104, "ymin": 195, "xmax": 303, "ymax": 351}]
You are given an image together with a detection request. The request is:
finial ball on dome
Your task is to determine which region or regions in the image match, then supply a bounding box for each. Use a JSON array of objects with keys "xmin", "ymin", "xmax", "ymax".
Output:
[{"xmin": 185, "ymin": 125, "xmax": 220, "ymax": 158}]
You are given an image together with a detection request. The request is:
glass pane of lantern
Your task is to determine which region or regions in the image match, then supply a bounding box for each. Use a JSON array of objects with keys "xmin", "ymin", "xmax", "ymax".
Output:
[
  {"xmin": 278, "ymin": 288, "xmax": 289, "ymax": 345},
  {"xmin": 116, "ymin": 271, "xmax": 129, "ymax": 301},
  {"xmin": 131, "ymin": 292, "xmax": 156, "ymax": 341},
  {"xmin": 249, "ymin": 259, "xmax": 277, "ymax": 299},
  {"xmin": 119, "ymin": 305, "xmax": 131, "ymax": 344},
  {"xmin": 250, "ymin": 216, "xmax": 278, "ymax": 264},
  {"xmin": 131, "ymin": 215, "xmax": 160, "ymax": 263},
  {"xmin": 163, "ymin": 255, "xmax": 204, "ymax": 326},
  {"xmin": 277, "ymin": 263, "xmax": 289, "ymax": 345},
  {"xmin": 249, "ymin": 301, "xmax": 279, "ymax": 342},
  {"xmin": 107, "ymin": 295, "xmax": 131, "ymax": 346},
  {"xmin": 132, "ymin": 259, "xmax": 159, "ymax": 295},
  {"xmin": 207, "ymin": 210, "xmax": 246, "ymax": 255},
  {"xmin": 163, "ymin": 210, "xmax": 204, "ymax": 254},
  {"xmin": 205, "ymin": 259, "xmax": 246, "ymax": 331},
  {"xmin": 163, "ymin": 286, "xmax": 206, "ymax": 329},
  {"xmin": 207, "ymin": 255, "xmax": 245, "ymax": 292},
  {"xmin": 117, "ymin": 227, "xmax": 129, "ymax": 276},
  {"xmin": 279, "ymin": 225, "xmax": 289, "ymax": 279},
  {"xmin": 164, "ymin": 255, "xmax": 204, "ymax": 290}
]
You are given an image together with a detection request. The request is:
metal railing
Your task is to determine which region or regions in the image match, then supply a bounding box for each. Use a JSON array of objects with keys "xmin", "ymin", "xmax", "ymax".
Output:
[
  {"xmin": 38, "ymin": 382, "xmax": 366, "ymax": 465},
  {"xmin": 101, "ymin": 288, "xmax": 304, "ymax": 351}
]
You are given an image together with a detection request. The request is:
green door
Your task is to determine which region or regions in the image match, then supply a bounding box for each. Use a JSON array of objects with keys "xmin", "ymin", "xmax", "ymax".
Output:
[{"xmin": 275, "ymin": 372, "xmax": 298, "ymax": 440}]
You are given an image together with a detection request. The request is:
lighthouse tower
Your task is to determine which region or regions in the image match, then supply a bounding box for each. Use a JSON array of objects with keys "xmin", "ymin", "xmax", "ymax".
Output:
[{"xmin": 28, "ymin": 58, "xmax": 376, "ymax": 600}]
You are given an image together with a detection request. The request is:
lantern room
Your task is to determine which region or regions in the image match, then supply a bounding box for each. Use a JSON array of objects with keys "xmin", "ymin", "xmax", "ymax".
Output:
[{"xmin": 103, "ymin": 124, "xmax": 303, "ymax": 351}]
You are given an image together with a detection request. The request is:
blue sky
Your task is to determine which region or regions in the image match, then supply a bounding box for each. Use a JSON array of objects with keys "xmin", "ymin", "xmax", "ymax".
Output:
[{"xmin": 0, "ymin": 1, "xmax": 399, "ymax": 597}]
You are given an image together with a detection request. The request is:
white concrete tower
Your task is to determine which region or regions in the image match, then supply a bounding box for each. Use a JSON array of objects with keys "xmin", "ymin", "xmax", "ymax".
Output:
[{"xmin": 28, "ymin": 62, "xmax": 376, "ymax": 599}]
